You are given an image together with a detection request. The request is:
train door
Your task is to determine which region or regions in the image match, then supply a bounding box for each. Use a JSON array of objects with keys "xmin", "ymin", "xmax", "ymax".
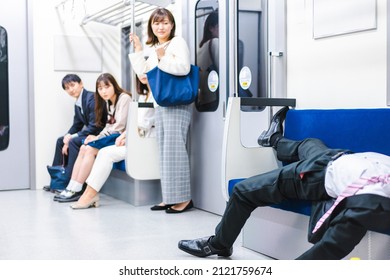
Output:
[
  {"xmin": 190, "ymin": 0, "xmax": 286, "ymax": 215},
  {"xmin": 0, "ymin": 0, "xmax": 31, "ymax": 190}
]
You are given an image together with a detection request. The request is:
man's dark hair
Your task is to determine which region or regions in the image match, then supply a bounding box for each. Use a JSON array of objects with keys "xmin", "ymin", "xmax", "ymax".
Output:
[{"xmin": 61, "ymin": 74, "xmax": 82, "ymax": 89}]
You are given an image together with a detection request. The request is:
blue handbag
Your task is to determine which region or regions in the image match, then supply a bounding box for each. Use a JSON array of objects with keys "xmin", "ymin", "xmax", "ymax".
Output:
[
  {"xmin": 87, "ymin": 133, "xmax": 120, "ymax": 149},
  {"xmin": 47, "ymin": 165, "xmax": 69, "ymax": 190},
  {"xmin": 46, "ymin": 155, "xmax": 69, "ymax": 190},
  {"xmin": 146, "ymin": 64, "xmax": 200, "ymax": 107}
]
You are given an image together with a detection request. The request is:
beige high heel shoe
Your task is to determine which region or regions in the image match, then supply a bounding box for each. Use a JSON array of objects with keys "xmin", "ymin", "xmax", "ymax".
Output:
[{"xmin": 70, "ymin": 194, "xmax": 100, "ymax": 210}]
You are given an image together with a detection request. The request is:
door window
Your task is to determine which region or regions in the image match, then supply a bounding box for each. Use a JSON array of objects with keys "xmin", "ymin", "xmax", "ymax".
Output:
[{"xmin": 0, "ymin": 26, "xmax": 9, "ymax": 151}]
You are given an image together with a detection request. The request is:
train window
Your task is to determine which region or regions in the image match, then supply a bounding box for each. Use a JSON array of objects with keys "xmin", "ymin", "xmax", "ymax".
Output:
[
  {"xmin": 194, "ymin": 0, "xmax": 219, "ymax": 112},
  {"xmin": 0, "ymin": 26, "xmax": 9, "ymax": 151},
  {"xmin": 237, "ymin": 0, "xmax": 268, "ymax": 112}
]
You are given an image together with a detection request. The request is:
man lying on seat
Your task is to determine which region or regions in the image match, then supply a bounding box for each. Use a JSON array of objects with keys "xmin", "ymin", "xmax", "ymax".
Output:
[{"xmin": 178, "ymin": 107, "xmax": 390, "ymax": 260}]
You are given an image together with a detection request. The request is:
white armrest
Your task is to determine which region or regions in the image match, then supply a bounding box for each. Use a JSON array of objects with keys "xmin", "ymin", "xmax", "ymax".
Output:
[
  {"xmin": 221, "ymin": 97, "xmax": 279, "ymax": 201},
  {"xmin": 125, "ymin": 102, "xmax": 160, "ymax": 180}
]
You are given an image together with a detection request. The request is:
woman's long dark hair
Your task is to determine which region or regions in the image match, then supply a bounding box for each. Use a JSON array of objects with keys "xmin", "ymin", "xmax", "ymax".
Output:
[
  {"xmin": 199, "ymin": 11, "xmax": 218, "ymax": 48},
  {"xmin": 94, "ymin": 73, "xmax": 131, "ymax": 128},
  {"xmin": 146, "ymin": 8, "xmax": 176, "ymax": 46},
  {"xmin": 136, "ymin": 77, "xmax": 148, "ymax": 96}
]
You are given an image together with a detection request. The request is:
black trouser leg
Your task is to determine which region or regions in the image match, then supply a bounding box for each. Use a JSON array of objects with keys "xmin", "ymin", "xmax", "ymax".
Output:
[
  {"xmin": 52, "ymin": 136, "xmax": 65, "ymax": 166},
  {"xmin": 213, "ymin": 159, "xmax": 328, "ymax": 249},
  {"xmin": 277, "ymin": 138, "xmax": 330, "ymax": 163},
  {"xmin": 212, "ymin": 138, "xmax": 338, "ymax": 250}
]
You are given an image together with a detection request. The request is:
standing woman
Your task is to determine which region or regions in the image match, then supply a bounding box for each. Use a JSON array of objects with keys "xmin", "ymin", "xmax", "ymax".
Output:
[{"xmin": 129, "ymin": 8, "xmax": 193, "ymax": 213}]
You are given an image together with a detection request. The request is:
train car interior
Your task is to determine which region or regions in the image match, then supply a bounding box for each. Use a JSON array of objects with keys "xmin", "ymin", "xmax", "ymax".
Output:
[{"xmin": 0, "ymin": 0, "xmax": 389, "ymax": 261}]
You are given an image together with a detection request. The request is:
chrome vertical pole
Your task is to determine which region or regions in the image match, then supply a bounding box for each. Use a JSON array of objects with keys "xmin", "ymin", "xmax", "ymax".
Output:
[{"xmin": 129, "ymin": 0, "xmax": 137, "ymax": 101}]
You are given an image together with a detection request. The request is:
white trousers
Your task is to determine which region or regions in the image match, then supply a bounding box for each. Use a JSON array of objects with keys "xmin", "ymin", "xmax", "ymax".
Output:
[{"xmin": 86, "ymin": 145, "xmax": 126, "ymax": 192}]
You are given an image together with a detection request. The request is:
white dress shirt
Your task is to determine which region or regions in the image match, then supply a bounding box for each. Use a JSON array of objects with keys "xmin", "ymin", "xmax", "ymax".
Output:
[{"xmin": 325, "ymin": 152, "xmax": 390, "ymax": 199}]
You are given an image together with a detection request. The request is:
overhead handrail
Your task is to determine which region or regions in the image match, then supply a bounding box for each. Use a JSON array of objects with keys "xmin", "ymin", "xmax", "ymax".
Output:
[
  {"xmin": 120, "ymin": 6, "xmax": 157, "ymax": 27},
  {"xmin": 81, "ymin": 0, "xmax": 173, "ymax": 27},
  {"xmin": 81, "ymin": 1, "xmax": 126, "ymax": 25}
]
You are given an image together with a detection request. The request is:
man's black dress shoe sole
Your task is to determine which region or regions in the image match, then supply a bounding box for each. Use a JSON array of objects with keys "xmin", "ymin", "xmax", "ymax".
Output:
[
  {"xmin": 178, "ymin": 236, "xmax": 233, "ymax": 257},
  {"xmin": 166, "ymin": 200, "xmax": 194, "ymax": 214}
]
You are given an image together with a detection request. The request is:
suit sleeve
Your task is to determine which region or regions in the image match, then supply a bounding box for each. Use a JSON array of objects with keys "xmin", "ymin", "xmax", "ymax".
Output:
[
  {"xmin": 78, "ymin": 90, "xmax": 101, "ymax": 137},
  {"xmin": 67, "ymin": 105, "xmax": 84, "ymax": 135}
]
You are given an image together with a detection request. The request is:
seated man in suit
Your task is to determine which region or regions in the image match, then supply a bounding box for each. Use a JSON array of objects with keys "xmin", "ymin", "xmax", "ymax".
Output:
[
  {"xmin": 178, "ymin": 107, "xmax": 390, "ymax": 259},
  {"xmin": 45, "ymin": 74, "xmax": 105, "ymax": 197}
]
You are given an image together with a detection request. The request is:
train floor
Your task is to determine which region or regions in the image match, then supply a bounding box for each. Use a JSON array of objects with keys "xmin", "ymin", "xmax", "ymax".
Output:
[{"xmin": 0, "ymin": 189, "xmax": 272, "ymax": 260}]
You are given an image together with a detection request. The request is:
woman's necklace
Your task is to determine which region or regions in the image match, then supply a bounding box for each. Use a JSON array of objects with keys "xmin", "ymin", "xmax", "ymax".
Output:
[{"xmin": 158, "ymin": 40, "xmax": 171, "ymax": 50}]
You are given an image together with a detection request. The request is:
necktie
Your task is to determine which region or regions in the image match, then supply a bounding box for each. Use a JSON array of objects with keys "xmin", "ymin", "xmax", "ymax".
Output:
[{"xmin": 312, "ymin": 174, "xmax": 390, "ymax": 234}]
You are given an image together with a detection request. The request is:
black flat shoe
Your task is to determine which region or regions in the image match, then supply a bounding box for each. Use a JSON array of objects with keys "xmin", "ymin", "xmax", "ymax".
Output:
[
  {"xmin": 150, "ymin": 204, "xmax": 173, "ymax": 211},
  {"xmin": 178, "ymin": 236, "xmax": 233, "ymax": 258},
  {"xmin": 166, "ymin": 200, "xmax": 193, "ymax": 214}
]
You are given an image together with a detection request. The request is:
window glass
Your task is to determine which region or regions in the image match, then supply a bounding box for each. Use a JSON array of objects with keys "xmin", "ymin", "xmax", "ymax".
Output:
[
  {"xmin": 237, "ymin": 0, "xmax": 268, "ymax": 112},
  {"xmin": 0, "ymin": 26, "xmax": 9, "ymax": 151},
  {"xmin": 195, "ymin": 0, "xmax": 219, "ymax": 112}
]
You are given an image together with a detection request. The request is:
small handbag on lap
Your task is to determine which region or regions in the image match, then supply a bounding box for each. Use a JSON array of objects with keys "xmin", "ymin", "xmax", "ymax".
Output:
[{"xmin": 86, "ymin": 133, "xmax": 120, "ymax": 149}]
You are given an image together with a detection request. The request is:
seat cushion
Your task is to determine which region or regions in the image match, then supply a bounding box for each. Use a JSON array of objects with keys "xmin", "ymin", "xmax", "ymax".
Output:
[{"xmin": 113, "ymin": 160, "xmax": 126, "ymax": 171}]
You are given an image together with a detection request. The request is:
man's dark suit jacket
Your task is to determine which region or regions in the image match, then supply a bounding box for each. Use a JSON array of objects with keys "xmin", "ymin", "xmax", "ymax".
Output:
[{"xmin": 67, "ymin": 88, "xmax": 101, "ymax": 137}]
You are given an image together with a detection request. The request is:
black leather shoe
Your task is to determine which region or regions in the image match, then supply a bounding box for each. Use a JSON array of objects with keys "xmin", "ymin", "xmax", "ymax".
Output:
[
  {"xmin": 53, "ymin": 189, "xmax": 68, "ymax": 200},
  {"xmin": 258, "ymin": 106, "xmax": 289, "ymax": 147},
  {"xmin": 54, "ymin": 189, "xmax": 83, "ymax": 203},
  {"xmin": 43, "ymin": 185, "xmax": 64, "ymax": 194},
  {"xmin": 150, "ymin": 204, "xmax": 174, "ymax": 211},
  {"xmin": 178, "ymin": 236, "xmax": 233, "ymax": 258},
  {"xmin": 166, "ymin": 200, "xmax": 193, "ymax": 214},
  {"xmin": 56, "ymin": 192, "xmax": 83, "ymax": 203},
  {"xmin": 54, "ymin": 183, "xmax": 87, "ymax": 202}
]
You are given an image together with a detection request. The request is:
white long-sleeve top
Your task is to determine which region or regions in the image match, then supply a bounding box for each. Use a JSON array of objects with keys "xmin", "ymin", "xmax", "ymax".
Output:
[
  {"xmin": 98, "ymin": 92, "xmax": 131, "ymax": 138},
  {"xmin": 128, "ymin": 36, "xmax": 191, "ymax": 79}
]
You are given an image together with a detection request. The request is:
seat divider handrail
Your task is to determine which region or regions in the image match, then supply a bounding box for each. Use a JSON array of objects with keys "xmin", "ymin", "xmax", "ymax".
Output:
[{"xmin": 240, "ymin": 97, "xmax": 296, "ymax": 108}]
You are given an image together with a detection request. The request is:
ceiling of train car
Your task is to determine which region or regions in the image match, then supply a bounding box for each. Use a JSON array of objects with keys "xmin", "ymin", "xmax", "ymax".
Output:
[{"xmin": 55, "ymin": 0, "xmax": 173, "ymax": 27}]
